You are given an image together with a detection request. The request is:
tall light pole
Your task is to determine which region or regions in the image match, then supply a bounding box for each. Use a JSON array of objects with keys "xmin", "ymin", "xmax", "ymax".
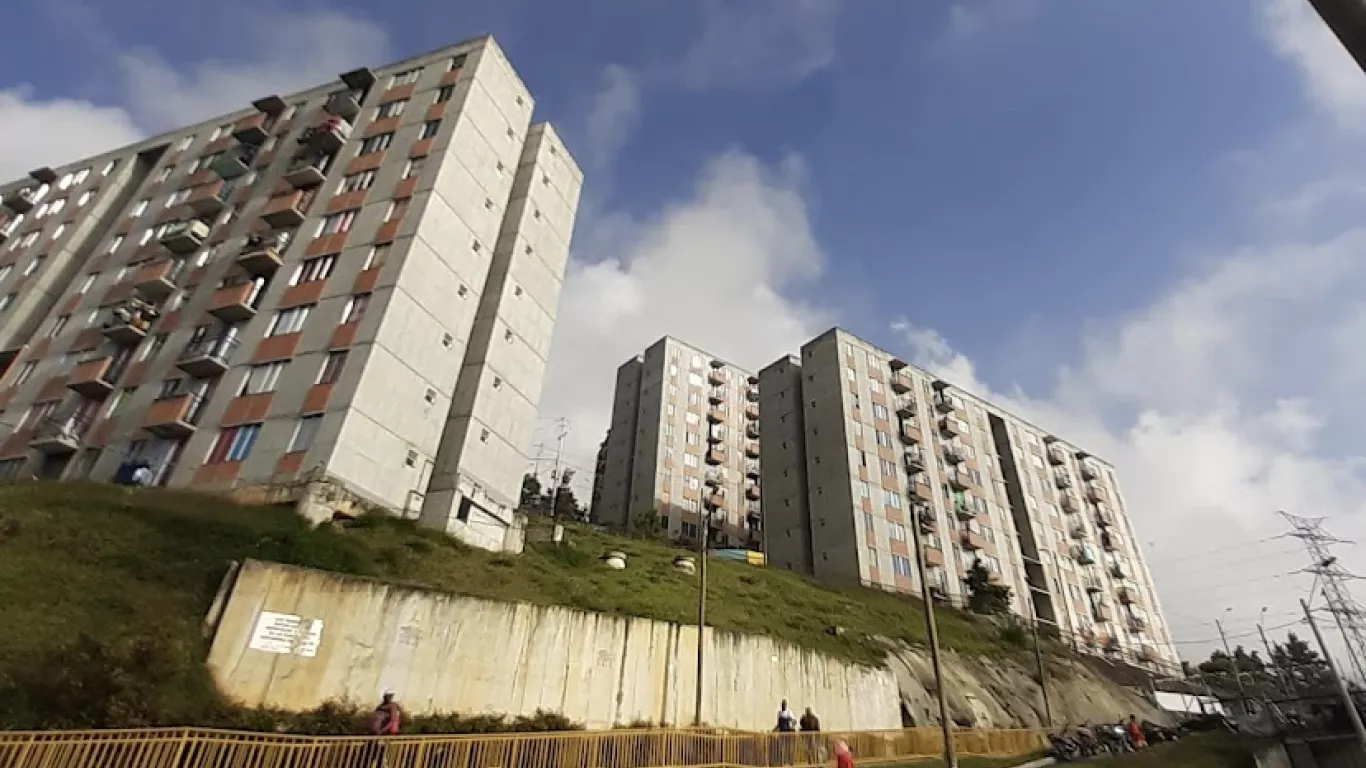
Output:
[
  {"xmin": 1302, "ymin": 598, "xmax": 1366, "ymax": 753},
  {"xmin": 911, "ymin": 511, "xmax": 957, "ymax": 768},
  {"xmin": 1259, "ymin": 606, "xmax": 1293, "ymax": 697},
  {"xmin": 1216, "ymin": 607, "xmax": 1248, "ymax": 704}
]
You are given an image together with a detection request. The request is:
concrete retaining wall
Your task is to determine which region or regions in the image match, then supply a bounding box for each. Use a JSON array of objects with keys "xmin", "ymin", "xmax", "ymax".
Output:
[{"xmin": 205, "ymin": 560, "xmax": 902, "ymax": 731}]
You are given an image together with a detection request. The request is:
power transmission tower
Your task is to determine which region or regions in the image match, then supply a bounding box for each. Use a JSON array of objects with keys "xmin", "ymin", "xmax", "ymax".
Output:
[
  {"xmin": 1281, "ymin": 511, "xmax": 1366, "ymax": 683},
  {"xmin": 548, "ymin": 418, "xmax": 570, "ymax": 518}
]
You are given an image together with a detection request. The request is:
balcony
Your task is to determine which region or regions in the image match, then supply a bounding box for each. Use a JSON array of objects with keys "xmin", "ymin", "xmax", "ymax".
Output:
[
  {"xmin": 916, "ymin": 505, "xmax": 936, "ymax": 534},
  {"xmin": 284, "ymin": 154, "xmax": 330, "ymax": 189},
  {"xmin": 132, "ymin": 259, "xmax": 185, "ymax": 300},
  {"xmin": 1117, "ymin": 585, "xmax": 1140, "ymax": 605},
  {"xmin": 705, "ymin": 448, "xmax": 726, "ymax": 465},
  {"xmin": 960, "ymin": 529, "xmax": 985, "ymax": 551},
  {"xmin": 895, "ymin": 396, "xmax": 917, "ymax": 418},
  {"xmin": 953, "ymin": 498, "xmax": 975, "ymax": 521},
  {"xmin": 1074, "ymin": 544, "xmax": 1096, "ymax": 565},
  {"xmin": 177, "ymin": 334, "xmax": 239, "ymax": 378},
  {"xmin": 1092, "ymin": 602, "xmax": 1111, "ymax": 622},
  {"xmin": 1134, "ymin": 645, "xmax": 1154, "ymax": 663},
  {"xmin": 261, "ymin": 190, "xmax": 311, "ymax": 228},
  {"xmin": 898, "ymin": 421, "xmax": 920, "ymax": 445},
  {"xmin": 706, "ymin": 408, "xmax": 726, "ymax": 424},
  {"xmin": 745, "ymin": 404, "xmax": 758, "ymax": 421},
  {"xmin": 237, "ymin": 232, "xmax": 288, "ymax": 276},
  {"xmin": 933, "ymin": 391, "xmax": 959, "ymax": 413},
  {"xmin": 1060, "ymin": 494, "xmax": 1080, "ymax": 514},
  {"xmin": 1054, "ymin": 472, "xmax": 1072, "ymax": 490},
  {"xmin": 212, "ymin": 145, "xmax": 258, "ymax": 180},
  {"xmin": 144, "ymin": 393, "xmax": 204, "ymax": 438},
  {"xmin": 706, "ymin": 428, "xmax": 724, "ymax": 445},
  {"xmin": 233, "ymin": 100, "xmax": 283, "ymax": 145},
  {"xmin": 1070, "ymin": 524, "xmax": 1088, "ymax": 540},
  {"xmin": 1101, "ymin": 531, "xmax": 1119, "ymax": 552},
  {"xmin": 745, "ymin": 386, "xmax": 759, "ymax": 402},
  {"xmin": 304, "ymin": 116, "xmax": 352, "ymax": 155},
  {"xmin": 1109, "ymin": 560, "xmax": 1128, "ymax": 579},
  {"xmin": 745, "ymin": 423, "xmax": 760, "ymax": 440},
  {"xmin": 923, "ymin": 547, "xmax": 945, "ymax": 568},
  {"xmin": 30, "ymin": 413, "xmax": 91, "ymax": 454},
  {"xmin": 890, "ymin": 369, "xmax": 913, "ymax": 394},
  {"xmin": 745, "ymin": 460, "xmax": 760, "ymax": 479},
  {"xmin": 187, "ymin": 181, "xmax": 234, "ymax": 217},
  {"xmin": 1094, "ymin": 503, "xmax": 1114, "ymax": 527},
  {"xmin": 208, "ymin": 277, "xmax": 266, "ymax": 323},
  {"xmin": 101, "ymin": 302, "xmax": 157, "ymax": 345},
  {"xmin": 325, "ymin": 89, "xmax": 364, "ymax": 121},
  {"xmin": 1081, "ymin": 461, "xmax": 1100, "ymax": 480},
  {"xmin": 947, "ymin": 470, "xmax": 970, "ymax": 492},
  {"xmin": 67, "ymin": 355, "xmax": 126, "ymax": 398},
  {"xmin": 159, "ymin": 220, "xmax": 210, "ymax": 254},
  {"xmin": 705, "ymin": 491, "xmax": 726, "ymax": 510},
  {"xmin": 1047, "ymin": 444, "xmax": 1068, "ymax": 466},
  {"xmin": 708, "ymin": 387, "xmax": 724, "ymax": 405},
  {"xmin": 745, "ymin": 484, "xmax": 760, "ymax": 501},
  {"xmin": 903, "ymin": 447, "xmax": 925, "ymax": 473},
  {"xmin": 1085, "ymin": 482, "xmax": 1106, "ymax": 503},
  {"xmin": 744, "ymin": 442, "xmax": 759, "ymax": 459},
  {"xmin": 1082, "ymin": 574, "xmax": 1104, "ymax": 593},
  {"xmin": 4, "ymin": 188, "xmax": 35, "ymax": 214},
  {"xmin": 704, "ymin": 470, "xmax": 725, "ymax": 488},
  {"xmin": 707, "ymin": 369, "xmax": 725, "ymax": 386},
  {"xmin": 938, "ymin": 416, "xmax": 962, "ymax": 438},
  {"xmin": 942, "ymin": 442, "xmax": 966, "ymax": 464}
]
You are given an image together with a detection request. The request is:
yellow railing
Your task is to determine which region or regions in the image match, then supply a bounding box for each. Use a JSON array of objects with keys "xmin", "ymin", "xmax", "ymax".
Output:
[{"xmin": 0, "ymin": 726, "xmax": 1047, "ymax": 768}]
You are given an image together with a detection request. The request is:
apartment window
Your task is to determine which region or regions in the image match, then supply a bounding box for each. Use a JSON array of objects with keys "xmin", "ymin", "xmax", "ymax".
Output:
[
  {"xmin": 435, "ymin": 85, "xmax": 455, "ymax": 103},
  {"xmin": 363, "ymin": 243, "xmax": 390, "ymax": 271},
  {"xmin": 22, "ymin": 255, "xmax": 45, "ymax": 277},
  {"xmin": 359, "ymin": 133, "xmax": 393, "ymax": 155},
  {"xmin": 50, "ymin": 223, "xmax": 66, "ymax": 241},
  {"xmin": 174, "ymin": 135, "xmax": 194, "ymax": 151},
  {"xmin": 138, "ymin": 229, "xmax": 154, "ymax": 246},
  {"xmin": 889, "ymin": 522, "xmax": 907, "ymax": 541},
  {"xmin": 390, "ymin": 68, "xmax": 423, "ymax": 86},
  {"xmin": 288, "ymin": 415, "xmax": 323, "ymax": 453},
  {"xmin": 375, "ymin": 99, "xmax": 407, "ymax": 119},
  {"xmin": 107, "ymin": 234, "xmax": 124, "ymax": 253},
  {"xmin": 384, "ymin": 198, "xmax": 409, "ymax": 222},
  {"xmin": 339, "ymin": 170, "xmax": 376, "ymax": 194},
  {"xmin": 872, "ymin": 403, "xmax": 889, "ymax": 420},
  {"xmin": 883, "ymin": 489, "xmax": 901, "ymax": 509},
  {"xmin": 14, "ymin": 231, "xmax": 40, "ymax": 250},
  {"xmin": 12, "ymin": 361, "xmax": 37, "ymax": 387},
  {"xmin": 45, "ymin": 198, "xmax": 67, "ymax": 217},
  {"xmin": 316, "ymin": 210, "xmax": 357, "ymax": 237},
  {"xmin": 846, "ymin": 367, "xmax": 856, "ymax": 382},
  {"xmin": 685, "ymin": 412, "xmax": 700, "ymax": 426},
  {"xmin": 207, "ymin": 423, "xmax": 261, "ymax": 464},
  {"xmin": 683, "ymin": 454, "xmax": 699, "ymax": 468},
  {"xmin": 77, "ymin": 189, "xmax": 95, "ymax": 207},
  {"xmin": 209, "ymin": 124, "xmax": 230, "ymax": 141},
  {"xmin": 867, "ymin": 547, "xmax": 879, "ymax": 570},
  {"xmin": 879, "ymin": 458, "xmax": 895, "ymax": 477},
  {"xmin": 869, "ymin": 378, "xmax": 883, "ymax": 394},
  {"xmin": 22, "ymin": 400, "xmax": 60, "ymax": 429},
  {"xmin": 45, "ymin": 315, "xmax": 69, "ymax": 338},
  {"xmin": 449, "ymin": 54, "xmax": 467, "ymax": 71},
  {"xmin": 857, "ymin": 480, "xmax": 870, "ymax": 498},
  {"xmin": 875, "ymin": 430, "xmax": 892, "ymax": 448},
  {"xmin": 267, "ymin": 305, "xmax": 312, "ymax": 336},
  {"xmin": 140, "ymin": 333, "xmax": 168, "ymax": 361},
  {"xmin": 892, "ymin": 554, "xmax": 914, "ymax": 578},
  {"xmin": 165, "ymin": 189, "xmax": 190, "ymax": 208},
  {"xmin": 402, "ymin": 157, "xmax": 425, "ymax": 179},
  {"xmin": 239, "ymin": 361, "xmax": 286, "ymax": 396},
  {"xmin": 291, "ymin": 254, "xmax": 336, "ymax": 285},
  {"xmin": 341, "ymin": 293, "xmax": 370, "ymax": 324},
  {"xmin": 153, "ymin": 167, "xmax": 173, "ymax": 183},
  {"xmin": 317, "ymin": 351, "xmax": 348, "ymax": 384},
  {"xmin": 420, "ymin": 119, "xmax": 442, "ymax": 139}
]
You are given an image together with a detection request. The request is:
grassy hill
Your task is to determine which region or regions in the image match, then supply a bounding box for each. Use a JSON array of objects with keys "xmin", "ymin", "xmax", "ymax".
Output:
[
  {"xmin": 1072, "ymin": 733, "xmax": 1255, "ymax": 768},
  {"xmin": 0, "ymin": 482, "xmax": 1039, "ymax": 730}
]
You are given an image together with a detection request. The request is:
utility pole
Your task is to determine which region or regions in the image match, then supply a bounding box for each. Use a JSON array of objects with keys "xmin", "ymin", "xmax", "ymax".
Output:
[
  {"xmin": 548, "ymin": 418, "xmax": 570, "ymax": 518},
  {"xmin": 1215, "ymin": 619, "xmax": 1249, "ymax": 704},
  {"xmin": 1025, "ymin": 592, "xmax": 1053, "ymax": 728},
  {"xmin": 1259, "ymin": 620, "xmax": 1294, "ymax": 697},
  {"xmin": 695, "ymin": 417, "xmax": 721, "ymax": 727},
  {"xmin": 1281, "ymin": 511, "xmax": 1366, "ymax": 683},
  {"xmin": 911, "ymin": 516, "xmax": 957, "ymax": 768},
  {"xmin": 1302, "ymin": 598, "xmax": 1366, "ymax": 753}
]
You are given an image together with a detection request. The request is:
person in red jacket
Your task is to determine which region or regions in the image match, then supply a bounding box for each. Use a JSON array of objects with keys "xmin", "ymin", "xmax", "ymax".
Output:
[{"xmin": 833, "ymin": 739, "xmax": 854, "ymax": 768}]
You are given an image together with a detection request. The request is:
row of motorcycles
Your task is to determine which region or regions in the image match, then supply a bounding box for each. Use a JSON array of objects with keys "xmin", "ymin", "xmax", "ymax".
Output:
[{"xmin": 1046, "ymin": 720, "xmax": 1181, "ymax": 762}]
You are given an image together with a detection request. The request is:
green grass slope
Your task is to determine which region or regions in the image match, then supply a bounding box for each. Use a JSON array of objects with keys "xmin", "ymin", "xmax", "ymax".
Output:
[
  {"xmin": 0, "ymin": 482, "xmax": 1036, "ymax": 730},
  {"xmin": 1073, "ymin": 733, "xmax": 1255, "ymax": 768}
]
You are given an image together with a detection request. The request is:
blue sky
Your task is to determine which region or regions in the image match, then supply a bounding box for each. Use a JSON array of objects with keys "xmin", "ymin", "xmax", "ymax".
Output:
[{"xmin": 6, "ymin": 0, "xmax": 1366, "ymax": 666}]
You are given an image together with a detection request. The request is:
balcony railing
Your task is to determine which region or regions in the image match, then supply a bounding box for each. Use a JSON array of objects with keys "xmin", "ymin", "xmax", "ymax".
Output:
[
  {"xmin": 102, "ymin": 301, "xmax": 158, "ymax": 345},
  {"xmin": 177, "ymin": 334, "xmax": 240, "ymax": 378},
  {"xmin": 238, "ymin": 231, "xmax": 290, "ymax": 276},
  {"xmin": 30, "ymin": 412, "xmax": 95, "ymax": 454},
  {"xmin": 159, "ymin": 220, "xmax": 210, "ymax": 254}
]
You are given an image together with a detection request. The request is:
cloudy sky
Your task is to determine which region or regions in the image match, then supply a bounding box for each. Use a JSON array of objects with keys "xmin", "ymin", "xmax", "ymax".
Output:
[{"xmin": 7, "ymin": 0, "xmax": 1366, "ymax": 667}]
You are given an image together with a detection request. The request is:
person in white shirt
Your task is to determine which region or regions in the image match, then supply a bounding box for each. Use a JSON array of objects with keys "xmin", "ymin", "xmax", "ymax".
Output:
[{"xmin": 776, "ymin": 700, "xmax": 797, "ymax": 732}]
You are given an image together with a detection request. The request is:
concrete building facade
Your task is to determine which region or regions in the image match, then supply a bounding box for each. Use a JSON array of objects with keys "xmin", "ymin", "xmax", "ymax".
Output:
[
  {"xmin": 0, "ymin": 36, "xmax": 581, "ymax": 552},
  {"xmin": 758, "ymin": 328, "xmax": 1176, "ymax": 672},
  {"xmin": 594, "ymin": 337, "xmax": 762, "ymax": 550}
]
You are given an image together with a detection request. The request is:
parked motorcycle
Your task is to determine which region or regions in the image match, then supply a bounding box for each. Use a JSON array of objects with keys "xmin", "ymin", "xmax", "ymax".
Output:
[{"xmin": 1094, "ymin": 721, "xmax": 1133, "ymax": 753}]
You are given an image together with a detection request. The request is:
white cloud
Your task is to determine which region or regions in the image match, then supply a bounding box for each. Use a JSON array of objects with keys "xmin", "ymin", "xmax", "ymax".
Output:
[
  {"xmin": 0, "ymin": 88, "xmax": 141, "ymax": 181},
  {"xmin": 539, "ymin": 151, "xmax": 833, "ymax": 476},
  {"xmin": 1262, "ymin": 0, "xmax": 1366, "ymax": 129},
  {"xmin": 675, "ymin": 0, "xmax": 838, "ymax": 91},
  {"xmin": 582, "ymin": 64, "xmax": 642, "ymax": 172}
]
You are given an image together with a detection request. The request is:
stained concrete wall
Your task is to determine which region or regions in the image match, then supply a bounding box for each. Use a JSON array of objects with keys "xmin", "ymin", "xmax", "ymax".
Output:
[{"xmin": 205, "ymin": 559, "xmax": 902, "ymax": 731}]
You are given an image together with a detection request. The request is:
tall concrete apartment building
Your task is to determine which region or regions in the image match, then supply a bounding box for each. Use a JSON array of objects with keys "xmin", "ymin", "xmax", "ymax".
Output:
[
  {"xmin": 759, "ymin": 329, "xmax": 1176, "ymax": 671},
  {"xmin": 595, "ymin": 337, "xmax": 763, "ymax": 550},
  {"xmin": 0, "ymin": 36, "xmax": 581, "ymax": 552}
]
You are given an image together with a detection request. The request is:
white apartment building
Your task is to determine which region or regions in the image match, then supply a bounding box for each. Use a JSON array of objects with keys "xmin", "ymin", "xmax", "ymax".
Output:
[
  {"xmin": 594, "ymin": 337, "xmax": 762, "ymax": 549},
  {"xmin": 758, "ymin": 328, "xmax": 1177, "ymax": 672},
  {"xmin": 0, "ymin": 37, "xmax": 581, "ymax": 552}
]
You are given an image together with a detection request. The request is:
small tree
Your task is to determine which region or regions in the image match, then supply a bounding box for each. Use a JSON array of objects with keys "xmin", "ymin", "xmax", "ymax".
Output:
[
  {"xmin": 518, "ymin": 474, "xmax": 543, "ymax": 514},
  {"xmin": 963, "ymin": 560, "xmax": 1011, "ymax": 615}
]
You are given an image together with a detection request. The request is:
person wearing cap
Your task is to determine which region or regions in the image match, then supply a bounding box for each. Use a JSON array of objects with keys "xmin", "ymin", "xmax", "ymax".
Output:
[{"xmin": 361, "ymin": 690, "xmax": 403, "ymax": 766}]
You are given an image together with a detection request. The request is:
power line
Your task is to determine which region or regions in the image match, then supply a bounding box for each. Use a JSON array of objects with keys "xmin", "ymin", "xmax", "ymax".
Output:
[
  {"xmin": 1281, "ymin": 511, "xmax": 1366, "ymax": 682},
  {"xmin": 1147, "ymin": 535, "xmax": 1285, "ymax": 567}
]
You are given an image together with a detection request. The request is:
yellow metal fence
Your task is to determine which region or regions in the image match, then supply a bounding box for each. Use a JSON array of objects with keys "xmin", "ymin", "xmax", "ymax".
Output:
[{"xmin": 0, "ymin": 726, "xmax": 1046, "ymax": 768}]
